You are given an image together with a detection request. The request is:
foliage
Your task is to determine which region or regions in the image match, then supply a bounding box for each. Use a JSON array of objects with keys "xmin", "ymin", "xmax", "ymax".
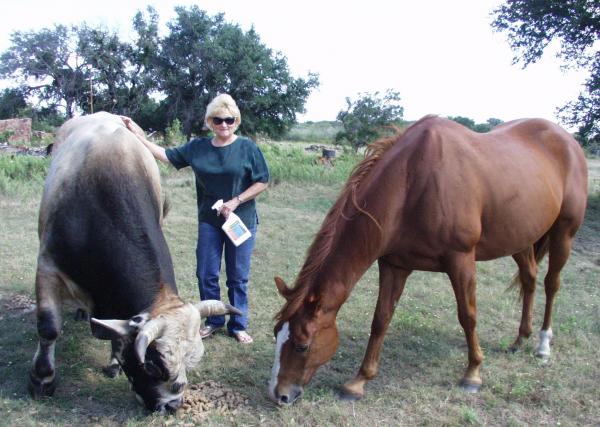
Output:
[
  {"xmin": 448, "ymin": 116, "xmax": 504, "ymax": 133},
  {"xmin": 156, "ymin": 6, "xmax": 318, "ymax": 138},
  {"xmin": 491, "ymin": 0, "xmax": 600, "ymax": 143},
  {"xmin": 335, "ymin": 89, "xmax": 404, "ymax": 152},
  {"xmin": 0, "ymin": 130, "xmax": 14, "ymax": 143},
  {"xmin": 0, "ymin": 25, "xmax": 87, "ymax": 118},
  {"xmin": 77, "ymin": 7, "xmax": 161, "ymax": 124},
  {"xmin": 0, "ymin": 88, "xmax": 28, "ymax": 119},
  {"xmin": 260, "ymin": 143, "xmax": 359, "ymax": 185},
  {"xmin": 0, "ymin": 6, "xmax": 318, "ymax": 139},
  {"xmin": 164, "ymin": 118, "xmax": 185, "ymax": 146},
  {"xmin": 0, "ymin": 155, "xmax": 49, "ymax": 195}
]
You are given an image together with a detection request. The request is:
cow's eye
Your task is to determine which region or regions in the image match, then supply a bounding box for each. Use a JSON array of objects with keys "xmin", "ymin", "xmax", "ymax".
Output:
[
  {"xmin": 144, "ymin": 360, "xmax": 167, "ymax": 380},
  {"xmin": 171, "ymin": 381, "xmax": 185, "ymax": 394},
  {"xmin": 131, "ymin": 315, "xmax": 143, "ymax": 324}
]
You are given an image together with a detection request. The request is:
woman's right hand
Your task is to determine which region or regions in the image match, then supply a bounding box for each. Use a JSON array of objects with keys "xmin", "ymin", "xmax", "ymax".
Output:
[{"xmin": 120, "ymin": 116, "xmax": 146, "ymax": 140}]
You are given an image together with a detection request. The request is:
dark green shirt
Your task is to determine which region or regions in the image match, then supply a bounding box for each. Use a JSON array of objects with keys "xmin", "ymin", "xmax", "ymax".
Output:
[{"xmin": 165, "ymin": 136, "xmax": 269, "ymax": 229}]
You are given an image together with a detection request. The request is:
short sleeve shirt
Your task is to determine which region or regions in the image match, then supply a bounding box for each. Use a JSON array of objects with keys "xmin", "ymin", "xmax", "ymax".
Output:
[{"xmin": 165, "ymin": 136, "xmax": 269, "ymax": 229}]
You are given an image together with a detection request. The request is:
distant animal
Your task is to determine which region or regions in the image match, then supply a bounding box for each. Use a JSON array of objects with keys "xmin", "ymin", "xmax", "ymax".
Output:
[
  {"xmin": 269, "ymin": 116, "xmax": 588, "ymax": 405},
  {"xmin": 29, "ymin": 112, "xmax": 240, "ymax": 413}
]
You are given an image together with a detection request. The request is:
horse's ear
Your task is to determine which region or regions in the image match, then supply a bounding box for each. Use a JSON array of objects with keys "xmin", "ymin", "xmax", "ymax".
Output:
[{"xmin": 274, "ymin": 276, "xmax": 293, "ymax": 299}]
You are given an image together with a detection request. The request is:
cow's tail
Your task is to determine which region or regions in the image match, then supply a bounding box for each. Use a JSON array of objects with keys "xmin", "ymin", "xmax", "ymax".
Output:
[
  {"xmin": 508, "ymin": 233, "xmax": 551, "ymax": 299},
  {"xmin": 162, "ymin": 192, "xmax": 171, "ymax": 219}
]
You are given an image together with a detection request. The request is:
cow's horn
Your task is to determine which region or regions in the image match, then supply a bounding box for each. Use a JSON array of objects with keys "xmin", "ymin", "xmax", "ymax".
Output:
[
  {"xmin": 195, "ymin": 300, "xmax": 242, "ymax": 318},
  {"xmin": 134, "ymin": 317, "xmax": 167, "ymax": 365}
]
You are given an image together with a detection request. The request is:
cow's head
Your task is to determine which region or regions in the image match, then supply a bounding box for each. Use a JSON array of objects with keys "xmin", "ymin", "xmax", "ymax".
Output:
[{"xmin": 91, "ymin": 299, "xmax": 240, "ymax": 413}]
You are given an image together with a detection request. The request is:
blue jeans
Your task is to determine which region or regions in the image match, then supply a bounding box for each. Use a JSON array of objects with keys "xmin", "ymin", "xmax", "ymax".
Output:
[{"xmin": 196, "ymin": 221, "xmax": 256, "ymax": 334}]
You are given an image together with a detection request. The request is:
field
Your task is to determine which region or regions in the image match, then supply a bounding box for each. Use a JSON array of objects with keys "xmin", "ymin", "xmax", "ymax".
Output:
[{"xmin": 0, "ymin": 145, "xmax": 599, "ymax": 426}]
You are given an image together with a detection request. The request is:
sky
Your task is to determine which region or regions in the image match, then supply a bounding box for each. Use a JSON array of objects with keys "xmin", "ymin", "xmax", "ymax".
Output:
[{"xmin": 0, "ymin": 0, "xmax": 589, "ymax": 128}]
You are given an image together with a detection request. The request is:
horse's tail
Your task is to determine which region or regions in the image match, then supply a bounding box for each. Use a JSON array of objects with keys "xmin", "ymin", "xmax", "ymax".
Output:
[{"xmin": 508, "ymin": 233, "xmax": 551, "ymax": 298}]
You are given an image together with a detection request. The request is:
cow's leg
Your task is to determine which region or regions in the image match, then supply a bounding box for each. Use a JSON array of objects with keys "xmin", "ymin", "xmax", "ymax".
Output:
[
  {"xmin": 446, "ymin": 251, "xmax": 483, "ymax": 393},
  {"xmin": 29, "ymin": 265, "xmax": 63, "ymax": 399},
  {"xmin": 536, "ymin": 222, "xmax": 574, "ymax": 358},
  {"xmin": 340, "ymin": 259, "xmax": 411, "ymax": 400},
  {"xmin": 508, "ymin": 247, "xmax": 538, "ymax": 352},
  {"xmin": 102, "ymin": 339, "xmax": 122, "ymax": 378}
]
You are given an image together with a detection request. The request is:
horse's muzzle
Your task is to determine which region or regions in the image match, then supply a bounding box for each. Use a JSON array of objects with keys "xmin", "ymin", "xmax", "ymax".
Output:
[{"xmin": 273, "ymin": 385, "xmax": 303, "ymax": 406}]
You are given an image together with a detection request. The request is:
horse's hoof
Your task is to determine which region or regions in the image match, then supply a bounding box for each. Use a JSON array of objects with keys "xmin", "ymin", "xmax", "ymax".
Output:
[
  {"xmin": 506, "ymin": 346, "xmax": 519, "ymax": 354},
  {"xmin": 102, "ymin": 364, "xmax": 121, "ymax": 378},
  {"xmin": 337, "ymin": 387, "xmax": 363, "ymax": 401},
  {"xmin": 28, "ymin": 374, "xmax": 56, "ymax": 399},
  {"xmin": 459, "ymin": 380, "xmax": 481, "ymax": 394}
]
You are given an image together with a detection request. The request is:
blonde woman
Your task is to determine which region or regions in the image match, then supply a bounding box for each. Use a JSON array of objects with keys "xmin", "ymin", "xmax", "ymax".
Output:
[{"xmin": 122, "ymin": 94, "xmax": 269, "ymax": 344}]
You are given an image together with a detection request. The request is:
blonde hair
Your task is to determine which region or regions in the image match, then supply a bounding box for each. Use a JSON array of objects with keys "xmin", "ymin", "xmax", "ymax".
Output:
[{"xmin": 204, "ymin": 93, "xmax": 241, "ymax": 132}]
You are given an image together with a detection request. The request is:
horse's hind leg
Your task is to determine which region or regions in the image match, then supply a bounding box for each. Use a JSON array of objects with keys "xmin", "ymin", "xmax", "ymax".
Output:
[
  {"xmin": 508, "ymin": 247, "xmax": 538, "ymax": 353},
  {"xmin": 537, "ymin": 222, "xmax": 575, "ymax": 358},
  {"xmin": 29, "ymin": 261, "xmax": 63, "ymax": 399},
  {"xmin": 446, "ymin": 251, "xmax": 483, "ymax": 393},
  {"xmin": 340, "ymin": 259, "xmax": 410, "ymax": 400}
]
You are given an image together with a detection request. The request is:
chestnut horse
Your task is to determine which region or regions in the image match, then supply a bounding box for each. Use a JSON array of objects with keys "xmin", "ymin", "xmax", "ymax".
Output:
[{"xmin": 269, "ymin": 116, "xmax": 588, "ymax": 405}]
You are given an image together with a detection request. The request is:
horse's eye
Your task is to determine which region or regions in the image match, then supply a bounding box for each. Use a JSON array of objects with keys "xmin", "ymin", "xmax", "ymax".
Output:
[{"xmin": 294, "ymin": 343, "xmax": 309, "ymax": 353}]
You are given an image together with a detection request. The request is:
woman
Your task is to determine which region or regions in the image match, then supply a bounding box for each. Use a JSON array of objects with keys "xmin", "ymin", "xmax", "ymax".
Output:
[{"xmin": 122, "ymin": 94, "xmax": 269, "ymax": 344}]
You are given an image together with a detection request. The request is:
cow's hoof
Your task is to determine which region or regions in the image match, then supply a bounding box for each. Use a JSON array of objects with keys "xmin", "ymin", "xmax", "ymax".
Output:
[
  {"xmin": 74, "ymin": 309, "xmax": 89, "ymax": 321},
  {"xmin": 28, "ymin": 374, "xmax": 56, "ymax": 399},
  {"xmin": 102, "ymin": 363, "xmax": 121, "ymax": 378},
  {"xmin": 459, "ymin": 379, "xmax": 481, "ymax": 393}
]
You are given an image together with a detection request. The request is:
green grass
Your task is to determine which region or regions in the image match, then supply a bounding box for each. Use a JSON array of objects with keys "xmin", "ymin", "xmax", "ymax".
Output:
[{"xmin": 0, "ymin": 153, "xmax": 599, "ymax": 426}]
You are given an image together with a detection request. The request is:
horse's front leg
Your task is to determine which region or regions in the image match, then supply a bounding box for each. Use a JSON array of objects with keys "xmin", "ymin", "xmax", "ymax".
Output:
[
  {"xmin": 447, "ymin": 252, "xmax": 483, "ymax": 393},
  {"xmin": 29, "ymin": 265, "xmax": 63, "ymax": 399},
  {"xmin": 340, "ymin": 260, "xmax": 411, "ymax": 400}
]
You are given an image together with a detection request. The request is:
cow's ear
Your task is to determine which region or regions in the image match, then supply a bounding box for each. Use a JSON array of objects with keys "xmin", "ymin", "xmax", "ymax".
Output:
[{"xmin": 90, "ymin": 318, "xmax": 133, "ymax": 340}]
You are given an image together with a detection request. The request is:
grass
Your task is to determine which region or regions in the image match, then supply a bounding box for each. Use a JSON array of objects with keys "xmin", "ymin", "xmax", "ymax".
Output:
[{"xmin": 0, "ymin": 150, "xmax": 599, "ymax": 426}]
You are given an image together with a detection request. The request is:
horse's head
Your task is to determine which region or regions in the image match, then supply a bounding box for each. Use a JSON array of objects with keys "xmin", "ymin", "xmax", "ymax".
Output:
[{"xmin": 269, "ymin": 277, "xmax": 339, "ymax": 405}]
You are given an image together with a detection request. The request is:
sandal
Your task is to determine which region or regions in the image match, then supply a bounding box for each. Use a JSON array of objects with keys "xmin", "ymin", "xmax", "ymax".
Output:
[
  {"xmin": 200, "ymin": 324, "xmax": 222, "ymax": 338},
  {"xmin": 232, "ymin": 330, "xmax": 253, "ymax": 344}
]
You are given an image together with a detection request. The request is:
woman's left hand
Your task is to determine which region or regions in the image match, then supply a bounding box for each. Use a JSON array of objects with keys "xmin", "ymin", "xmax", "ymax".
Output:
[{"xmin": 218, "ymin": 198, "xmax": 241, "ymax": 220}]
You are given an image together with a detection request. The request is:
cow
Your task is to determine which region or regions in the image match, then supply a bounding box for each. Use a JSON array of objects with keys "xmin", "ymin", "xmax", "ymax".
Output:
[{"xmin": 28, "ymin": 112, "xmax": 239, "ymax": 413}]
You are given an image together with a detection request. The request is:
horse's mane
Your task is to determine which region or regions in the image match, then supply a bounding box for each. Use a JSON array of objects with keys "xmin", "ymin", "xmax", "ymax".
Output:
[{"xmin": 275, "ymin": 125, "xmax": 409, "ymax": 322}]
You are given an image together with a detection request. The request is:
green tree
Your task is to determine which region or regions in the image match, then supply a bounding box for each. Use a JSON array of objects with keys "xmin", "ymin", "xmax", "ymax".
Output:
[
  {"xmin": 0, "ymin": 88, "xmax": 28, "ymax": 119},
  {"xmin": 0, "ymin": 25, "xmax": 87, "ymax": 118},
  {"xmin": 448, "ymin": 116, "xmax": 504, "ymax": 133},
  {"xmin": 76, "ymin": 7, "xmax": 162, "ymax": 128},
  {"xmin": 335, "ymin": 90, "xmax": 404, "ymax": 152},
  {"xmin": 156, "ymin": 6, "xmax": 318, "ymax": 138},
  {"xmin": 491, "ymin": 0, "xmax": 599, "ymax": 143}
]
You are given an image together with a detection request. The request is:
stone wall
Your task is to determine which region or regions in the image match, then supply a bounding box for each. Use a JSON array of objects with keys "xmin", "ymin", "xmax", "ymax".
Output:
[{"xmin": 0, "ymin": 118, "xmax": 32, "ymax": 143}]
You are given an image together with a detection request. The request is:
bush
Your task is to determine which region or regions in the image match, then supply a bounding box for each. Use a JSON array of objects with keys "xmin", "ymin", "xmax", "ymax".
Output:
[
  {"xmin": 0, "ymin": 155, "xmax": 49, "ymax": 195},
  {"xmin": 259, "ymin": 143, "xmax": 359, "ymax": 186},
  {"xmin": 164, "ymin": 118, "xmax": 185, "ymax": 146}
]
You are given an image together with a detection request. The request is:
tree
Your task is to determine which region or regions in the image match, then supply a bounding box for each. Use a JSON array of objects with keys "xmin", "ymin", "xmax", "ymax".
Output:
[
  {"xmin": 156, "ymin": 6, "xmax": 318, "ymax": 138},
  {"xmin": 76, "ymin": 7, "xmax": 162, "ymax": 128},
  {"xmin": 448, "ymin": 116, "xmax": 504, "ymax": 133},
  {"xmin": 0, "ymin": 88, "xmax": 28, "ymax": 119},
  {"xmin": 0, "ymin": 25, "xmax": 87, "ymax": 118},
  {"xmin": 491, "ymin": 0, "xmax": 600, "ymax": 144},
  {"xmin": 335, "ymin": 90, "xmax": 404, "ymax": 152}
]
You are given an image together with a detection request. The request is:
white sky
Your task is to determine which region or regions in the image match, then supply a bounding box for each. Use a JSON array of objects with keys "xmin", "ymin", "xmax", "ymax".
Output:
[{"xmin": 0, "ymin": 0, "xmax": 589, "ymax": 128}]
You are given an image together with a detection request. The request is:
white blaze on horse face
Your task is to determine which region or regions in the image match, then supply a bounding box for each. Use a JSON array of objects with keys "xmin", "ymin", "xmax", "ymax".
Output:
[
  {"xmin": 269, "ymin": 321, "xmax": 290, "ymax": 399},
  {"xmin": 535, "ymin": 328, "xmax": 553, "ymax": 358}
]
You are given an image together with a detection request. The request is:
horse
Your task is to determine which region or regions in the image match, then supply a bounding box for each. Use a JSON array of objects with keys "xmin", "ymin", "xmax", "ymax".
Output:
[{"xmin": 268, "ymin": 116, "xmax": 588, "ymax": 405}]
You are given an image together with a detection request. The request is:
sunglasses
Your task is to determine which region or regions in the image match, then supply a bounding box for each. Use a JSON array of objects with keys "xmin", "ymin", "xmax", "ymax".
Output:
[{"xmin": 212, "ymin": 116, "xmax": 235, "ymax": 125}]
